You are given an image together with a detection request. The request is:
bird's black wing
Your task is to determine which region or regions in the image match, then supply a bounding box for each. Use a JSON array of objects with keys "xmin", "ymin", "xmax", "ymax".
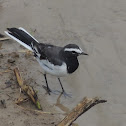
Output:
[{"xmin": 34, "ymin": 43, "xmax": 63, "ymax": 66}]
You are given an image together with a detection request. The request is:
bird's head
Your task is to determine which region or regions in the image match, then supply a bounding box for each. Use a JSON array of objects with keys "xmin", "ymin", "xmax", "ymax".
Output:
[{"xmin": 63, "ymin": 44, "xmax": 88, "ymax": 57}]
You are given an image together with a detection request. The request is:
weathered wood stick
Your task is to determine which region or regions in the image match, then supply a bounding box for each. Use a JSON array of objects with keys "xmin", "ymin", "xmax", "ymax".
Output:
[
  {"xmin": 0, "ymin": 37, "xmax": 10, "ymax": 41},
  {"xmin": 14, "ymin": 67, "xmax": 42, "ymax": 110},
  {"xmin": 58, "ymin": 97, "xmax": 107, "ymax": 126}
]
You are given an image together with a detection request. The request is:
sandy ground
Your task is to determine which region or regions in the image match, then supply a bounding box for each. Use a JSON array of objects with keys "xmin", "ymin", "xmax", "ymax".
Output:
[{"xmin": 1, "ymin": 0, "xmax": 126, "ymax": 126}]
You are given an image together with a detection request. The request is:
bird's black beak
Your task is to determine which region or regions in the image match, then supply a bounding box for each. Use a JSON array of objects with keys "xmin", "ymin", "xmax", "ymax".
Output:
[{"xmin": 81, "ymin": 52, "xmax": 88, "ymax": 55}]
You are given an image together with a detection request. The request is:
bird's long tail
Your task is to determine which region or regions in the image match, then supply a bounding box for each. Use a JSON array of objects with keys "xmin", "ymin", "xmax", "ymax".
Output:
[{"xmin": 5, "ymin": 27, "xmax": 39, "ymax": 51}]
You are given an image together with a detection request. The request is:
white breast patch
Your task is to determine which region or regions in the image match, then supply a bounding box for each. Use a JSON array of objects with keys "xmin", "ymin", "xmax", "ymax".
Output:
[{"xmin": 36, "ymin": 58, "xmax": 68, "ymax": 77}]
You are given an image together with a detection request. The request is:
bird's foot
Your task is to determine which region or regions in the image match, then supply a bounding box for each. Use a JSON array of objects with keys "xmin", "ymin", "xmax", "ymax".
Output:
[
  {"xmin": 42, "ymin": 85, "xmax": 60, "ymax": 95},
  {"xmin": 42, "ymin": 85, "xmax": 72, "ymax": 97},
  {"xmin": 61, "ymin": 90, "xmax": 72, "ymax": 98},
  {"xmin": 53, "ymin": 90, "xmax": 72, "ymax": 98}
]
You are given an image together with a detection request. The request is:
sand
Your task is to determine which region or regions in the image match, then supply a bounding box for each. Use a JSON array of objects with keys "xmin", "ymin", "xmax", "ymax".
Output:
[{"xmin": 1, "ymin": 0, "xmax": 126, "ymax": 126}]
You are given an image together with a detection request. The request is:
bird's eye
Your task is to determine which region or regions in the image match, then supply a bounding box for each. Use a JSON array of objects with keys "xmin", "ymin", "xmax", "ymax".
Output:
[{"xmin": 72, "ymin": 51, "xmax": 76, "ymax": 54}]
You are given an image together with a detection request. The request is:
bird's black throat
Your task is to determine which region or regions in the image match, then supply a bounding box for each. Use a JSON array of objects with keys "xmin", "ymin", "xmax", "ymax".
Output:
[{"xmin": 65, "ymin": 57, "xmax": 79, "ymax": 74}]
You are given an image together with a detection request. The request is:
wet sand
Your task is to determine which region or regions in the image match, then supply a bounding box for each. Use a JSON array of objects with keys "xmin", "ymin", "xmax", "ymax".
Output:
[{"xmin": 1, "ymin": 0, "xmax": 126, "ymax": 126}]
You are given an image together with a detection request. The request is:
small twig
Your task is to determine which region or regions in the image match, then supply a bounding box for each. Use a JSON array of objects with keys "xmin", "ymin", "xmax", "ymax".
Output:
[
  {"xmin": 15, "ymin": 97, "xmax": 29, "ymax": 104},
  {"xmin": 0, "ymin": 37, "xmax": 10, "ymax": 41},
  {"xmin": 0, "ymin": 70, "xmax": 11, "ymax": 75},
  {"xmin": 16, "ymin": 104, "xmax": 60, "ymax": 115},
  {"xmin": 14, "ymin": 67, "xmax": 42, "ymax": 110}
]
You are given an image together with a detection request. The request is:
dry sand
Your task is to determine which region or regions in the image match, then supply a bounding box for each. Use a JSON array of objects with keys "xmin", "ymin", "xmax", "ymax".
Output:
[{"xmin": 1, "ymin": 0, "xmax": 126, "ymax": 126}]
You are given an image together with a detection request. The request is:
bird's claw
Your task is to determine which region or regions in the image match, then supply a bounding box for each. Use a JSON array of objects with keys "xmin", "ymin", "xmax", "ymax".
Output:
[
  {"xmin": 61, "ymin": 91, "xmax": 72, "ymax": 98},
  {"xmin": 42, "ymin": 85, "xmax": 72, "ymax": 98},
  {"xmin": 42, "ymin": 85, "xmax": 60, "ymax": 95},
  {"xmin": 53, "ymin": 90, "xmax": 72, "ymax": 98}
]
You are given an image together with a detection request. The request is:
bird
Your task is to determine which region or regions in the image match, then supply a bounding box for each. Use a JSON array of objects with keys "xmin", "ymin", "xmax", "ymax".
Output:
[{"xmin": 5, "ymin": 27, "xmax": 88, "ymax": 97}]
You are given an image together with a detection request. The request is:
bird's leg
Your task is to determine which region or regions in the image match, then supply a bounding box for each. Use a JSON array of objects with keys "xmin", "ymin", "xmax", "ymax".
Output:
[
  {"xmin": 58, "ymin": 78, "xmax": 65, "ymax": 93},
  {"xmin": 58, "ymin": 78, "xmax": 72, "ymax": 98},
  {"xmin": 43, "ymin": 74, "xmax": 51, "ymax": 95}
]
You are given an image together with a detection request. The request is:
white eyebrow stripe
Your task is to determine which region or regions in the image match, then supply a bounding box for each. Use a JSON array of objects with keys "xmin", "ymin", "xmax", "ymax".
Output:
[
  {"xmin": 79, "ymin": 47, "xmax": 83, "ymax": 52},
  {"xmin": 64, "ymin": 48, "xmax": 82, "ymax": 53}
]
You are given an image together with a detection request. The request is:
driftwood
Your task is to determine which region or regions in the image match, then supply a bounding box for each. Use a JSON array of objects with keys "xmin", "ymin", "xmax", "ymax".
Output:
[
  {"xmin": 0, "ymin": 37, "xmax": 9, "ymax": 41},
  {"xmin": 0, "ymin": 33, "xmax": 9, "ymax": 41},
  {"xmin": 14, "ymin": 67, "xmax": 42, "ymax": 110},
  {"xmin": 58, "ymin": 97, "xmax": 107, "ymax": 126}
]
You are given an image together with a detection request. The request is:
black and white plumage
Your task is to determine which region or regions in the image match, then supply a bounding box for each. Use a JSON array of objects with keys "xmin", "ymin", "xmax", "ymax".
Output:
[{"xmin": 5, "ymin": 27, "xmax": 88, "ymax": 96}]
